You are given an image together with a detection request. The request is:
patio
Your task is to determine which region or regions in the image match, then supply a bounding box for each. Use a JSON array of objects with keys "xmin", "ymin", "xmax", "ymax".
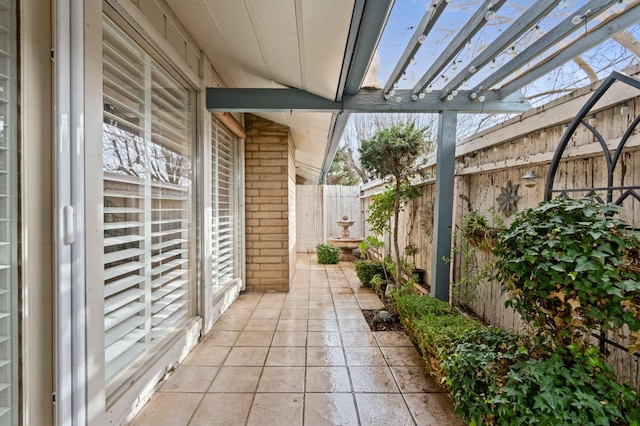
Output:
[{"xmin": 129, "ymin": 254, "xmax": 464, "ymax": 425}]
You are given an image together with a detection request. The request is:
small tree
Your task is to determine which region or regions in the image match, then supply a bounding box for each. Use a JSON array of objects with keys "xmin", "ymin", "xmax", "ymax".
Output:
[{"xmin": 359, "ymin": 122, "xmax": 429, "ymax": 286}]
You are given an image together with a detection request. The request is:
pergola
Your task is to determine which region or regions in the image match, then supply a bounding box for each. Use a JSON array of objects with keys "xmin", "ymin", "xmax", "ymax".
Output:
[{"xmin": 205, "ymin": 0, "xmax": 640, "ymax": 300}]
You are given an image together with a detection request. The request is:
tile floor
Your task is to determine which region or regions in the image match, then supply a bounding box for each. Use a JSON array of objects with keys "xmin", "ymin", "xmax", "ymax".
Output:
[{"xmin": 130, "ymin": 255, "xmax": 465, "ymax": 425}]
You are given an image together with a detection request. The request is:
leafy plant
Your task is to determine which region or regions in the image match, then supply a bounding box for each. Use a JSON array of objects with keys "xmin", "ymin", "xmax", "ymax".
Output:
[
  {"xmin": 354, "ymin": 260, "xmax": 386, "ymax": 287},
  {"xmin": 493, "ymin": 196, "xmax": 640, "ymax": 349},
  {"xmin": 393, "ymin": 290, "xmax": 482, "ymax": 377},
  {"xmin": 358, "ymin": 235, "xmax": 385, "ymax": 261},
  {"xmin": 440, "ymin": 327, "xmax": 533, "ymax": 424},
  {"xmin": 316, "ymin": 243, "xmax": 340, "ymax": 264},
  {"xmin": 450, "ymin": 208, "xmax": 503, "ymax": 307},
  {"xmin": 404, "ymin": 243, "xmax": 421, "ymax": 268},
  {"xmin": 494, "ymin": 345, "xmax": 640, "ymax": 425},
  {"xmin": 392, "ymin": 286, "xmax": 640, "ymax": 425},
  {"xmin": 359, "ymin": 122, "xmax": 430, "ymax": 287}
]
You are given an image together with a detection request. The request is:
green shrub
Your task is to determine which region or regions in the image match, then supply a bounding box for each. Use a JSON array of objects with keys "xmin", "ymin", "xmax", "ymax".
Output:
[
  {"xmin": 394, "ymin": 289, "xmax": 453, "ymax": 319},
  {"xmin": 391, "ymin": 288, "xmax": 640, "ymax": 425},
  {"xmin": 316, "ymin": 243, "xmax": 339, "ymax": 264},
  {"xmin": 393, "ymin": 290, "xmax": 482, "ymax": 376},
  {"xmin": 440, "ymin": 328, "xmax": 533, "ymax": 424},
  {"xmin": 354, "ymin": 260, "xmax": 385, "ymax": 287},
  {"xmin": 494, "ymin": 345, "xmax": 640, "ymax": 425},
  {"xmin": 494, "ymin": 196, "xmax": 640, "ymax": 348}
]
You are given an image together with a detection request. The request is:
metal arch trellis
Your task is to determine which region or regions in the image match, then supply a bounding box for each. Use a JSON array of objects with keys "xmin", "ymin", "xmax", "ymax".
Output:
[
  {"xmin": 544, "ymin": 71, "xmax": 640, "ymax": 224},
  {"xmin": 544, "ymin": 71, "xmax": 640, "ymax": 358}
]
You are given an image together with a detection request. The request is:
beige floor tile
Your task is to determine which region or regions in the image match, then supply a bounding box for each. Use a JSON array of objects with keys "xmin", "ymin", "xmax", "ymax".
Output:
[
  {"xmin": 285, "ymin": 292, "xmax": 309, "ymax": 301},
  {"xmin": 334, "ymin": 302, "xmax": 361, "ymax": 310},
  {"xmin": 280, "ymin": 309, "xmax": 309, "ymax": 320},
  {"xmin": 276, "ymin": 319, "xmax": 308, "ymax": 331},
  {"xmin": 335, "ymin": 309, "xmax": 363, "ymax": 320},
  {"xmin": 381, "ymin": 346, "xmax": 424, "ymax": 366},
  {"xmin": 304, "ymin": 393, "xmax": 359, "ymax": 426},
  {"xmin": 251, "ymin": 308, "xmax": 281, "ymax": 319},
  {"xmin": 183, "ymin": 345, "xmax": 230, "ymax": 366},
  {"xmin": 338, "ymin": 319, "xmax": 371, "ymax": 332},
  {"xmin": 222, "ymin": 308, "xmax": 254, "ymax": 319},
  {"xmin": 257, "ymin": 366, "xmax": 305, "ymax": 392},
  {"xmin": 349, "ymin": 366, "xmax": 399, "ymax": 393},
  {"xmin": 341, "ymin": 331, "xmax": 377, "ymax": 346},
  {"xmin": 344, "ymin": 347, "xmax": 386, "ymax": 366},
  {"xmin": 331, "ymin": 287, "xmax": 353, "ymax": 294},
  {"xmin": 282, "ymin": 300, "xmax": 309, "ymax": 309},
  {"xmin": 231, "ymin": 299, "xmax": 261, "ymax": 310},
  {"xmin": 390, "ymin": 366, "xmax": 445, "ymax": 394},
  {"xmin": 130, "ymin": 393, "xmax": 202, "ymax": 426},
  {"xmin": 202, "ymin": 330, "xmax": 240, "ymax": 346},
  {"xmin": 404, "ymin": 393, "xmax": 466, "ymax": 425},
  {"xmin": 309, "ymin": 301, "xmax": 334, "ymax": 309},
  {"xmin": 265, "ymin": 346, "xmax": 306, "ymax": 367},
  {"xmin": 190, "ymin": 393, "xmax": 254, "ymax": 425},
  {"xmin": 306, "ymin": 347, "xmax": 346, "ymax": 366},
  {"xmin": 235, "ymin": 331, "xmax": 274, "ymax": 347},
  {"xmin": 358, "ymin": 299, "xmax": 385, "ymax": 310},
  {"xmin": 373, "ymin": 331, "xmax": 415, "ymax": 347},
  {"xmin": 247, "ymin": 393, "xmax": 303, "ymax": 426},
  {"xmin": 271, "ymin": 331, "xmax": 307, "ymax": 346},
  {"xmin": 307, "ymin": 331, "xmax": 342, "ymax": 347},
  {"xmin": 308, "ymin": 309, "xmax": 337, "ymax": 320},
  {"xmin": 305, "ymin": 366, "xmax": 351, "ymax": 392},
  {"xmin": 209, "ymin": 366, "xmax": 262, "ymax": 393},
  {"xmin": 355, "ymin": 393, "xmax": 414, "ymax": 426},
  {"xmin": 159, "ymin": 366, "xmax": 218, "ymax": 393},
  {"xmin": 308, "ymin": 319, "xmax": 339, "ymax": 331},
  {"xmin": 212, "ymin": 318, "xmax": 248, "ymax": 331},
  {"xmin": 224, "ymin": 347, "xmax": 269, "ymax": 366},
  {"xmin": 243, "ymin": 318, "xmax": 278, "ymax": 331},
  {"xmin": 258, "ymin": 294, "xmax": 287, "ymax": 304}
]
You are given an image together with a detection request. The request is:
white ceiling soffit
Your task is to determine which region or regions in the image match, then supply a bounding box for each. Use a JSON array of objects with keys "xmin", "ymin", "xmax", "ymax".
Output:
[{"xmin": 167, "ymin": 0, "xmax": 356, "ymax": 183}]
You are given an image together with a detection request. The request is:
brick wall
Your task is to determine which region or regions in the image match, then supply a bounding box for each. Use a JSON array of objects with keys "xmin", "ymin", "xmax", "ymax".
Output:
[{"xmin": 244, "ymin": 114, "xmax": 293, "ymax": 292}]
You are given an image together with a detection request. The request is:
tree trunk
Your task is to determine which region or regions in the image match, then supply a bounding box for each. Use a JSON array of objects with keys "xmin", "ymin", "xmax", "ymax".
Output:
[{"xmin": 393, "ymin": 179, "xmax": 402, "ymax": 287}]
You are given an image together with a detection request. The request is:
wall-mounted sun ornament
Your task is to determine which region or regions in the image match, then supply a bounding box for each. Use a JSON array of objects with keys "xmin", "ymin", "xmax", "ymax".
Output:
[{"xmin": 496, "ymin": 180, "xmax": 522, "ymax": 216}]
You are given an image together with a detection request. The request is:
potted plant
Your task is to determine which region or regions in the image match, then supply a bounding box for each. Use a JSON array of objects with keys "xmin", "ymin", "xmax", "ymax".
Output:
[{"xmin": 404, "ymin": 243, "xmax": 425, "ymax": 284}]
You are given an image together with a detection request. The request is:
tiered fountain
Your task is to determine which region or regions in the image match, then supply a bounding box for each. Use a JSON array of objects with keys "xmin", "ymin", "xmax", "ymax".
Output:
[{"xmin": 327, "ymin": 215, "xmax": 364, "ymax": 261}]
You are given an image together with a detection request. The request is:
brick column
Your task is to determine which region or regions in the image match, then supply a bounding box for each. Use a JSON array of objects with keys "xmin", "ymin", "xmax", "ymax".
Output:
[{"xmin": 244, "ymin": 114, "xmax": 294, "ymax": 292}]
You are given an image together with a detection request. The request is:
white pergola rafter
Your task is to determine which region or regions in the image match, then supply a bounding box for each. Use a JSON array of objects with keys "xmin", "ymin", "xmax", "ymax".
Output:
[
  {"xmin": 382, "ymin": 0, "xmax": 448, "ymax": 95},
  {"xmin": 439, "ymin": 0, "xmax": 562, "ymax": 100},
  {"xmin": 470, "ymin": 0, "xmax": 620, "ymax": 99},
  {"xmin": 498, "ymin": 0, "xmax": 640, "ymax": 98},
  {"xmin": 410, "ymin": 0, "xmax": 508, "ymax": 96}
]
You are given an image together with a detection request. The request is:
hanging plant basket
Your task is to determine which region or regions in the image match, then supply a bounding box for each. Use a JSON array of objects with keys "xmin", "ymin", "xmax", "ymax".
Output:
[{"xmin": 465, "ymin": 228, "xmax": 500, "ymax": 251}]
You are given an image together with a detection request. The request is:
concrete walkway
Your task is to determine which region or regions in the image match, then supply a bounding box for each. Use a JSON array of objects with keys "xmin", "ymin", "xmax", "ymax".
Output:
[{"xmin": 130, "ymin": 255, "xmax": 465, "ymax": 425}]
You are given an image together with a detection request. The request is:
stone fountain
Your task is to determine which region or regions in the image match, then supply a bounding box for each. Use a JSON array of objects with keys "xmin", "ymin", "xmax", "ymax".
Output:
[{"xmin": 327, "ymin": 215, "xmax": 364, "ymax": 261}]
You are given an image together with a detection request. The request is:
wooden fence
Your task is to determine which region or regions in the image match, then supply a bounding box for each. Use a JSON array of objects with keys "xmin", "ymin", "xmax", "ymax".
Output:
[
  {"xmin": 357, "ymin": 66, "xmax": 640, "ymax": 388},
  {"xmin": 296, "ymin": 185, "xmax": 362, "ymax": 252}
]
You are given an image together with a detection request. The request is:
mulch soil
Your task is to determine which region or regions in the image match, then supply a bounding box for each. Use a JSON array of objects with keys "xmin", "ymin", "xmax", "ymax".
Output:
[{"xmin": 362, "ymin": 307, "xmax": 405, "ymax": 332}]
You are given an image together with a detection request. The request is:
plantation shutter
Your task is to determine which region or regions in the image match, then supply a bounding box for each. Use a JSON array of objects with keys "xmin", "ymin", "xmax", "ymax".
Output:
[
  {"xmin": 0, "ymin": 0, "xmax": 17, "ymax": 423},
  {"xmin": 102, "ymin": 17, "xmax": 193, "ymax": 385},
  {"xmin": 211, "ymin": 120, "xmax": 236, "ymax": 289}
]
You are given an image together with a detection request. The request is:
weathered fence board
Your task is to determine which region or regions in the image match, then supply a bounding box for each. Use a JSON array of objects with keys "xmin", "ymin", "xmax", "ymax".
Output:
[{"xmin": 296, "ymin": 185, "xmax": 361, "ymax": 252}]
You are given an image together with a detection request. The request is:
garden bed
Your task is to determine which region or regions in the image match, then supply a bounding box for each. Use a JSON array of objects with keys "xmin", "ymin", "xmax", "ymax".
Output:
[{"xmin": 361, "ymin": 309, "xmax": 405, "ymax": 332}]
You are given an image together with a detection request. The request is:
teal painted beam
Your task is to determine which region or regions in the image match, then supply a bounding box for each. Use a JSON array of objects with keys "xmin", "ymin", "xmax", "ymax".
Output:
[
  {"xmin": 206, "ymin": 88, "xmax": 531, "ymax": 114},
  {"xmin": 431, "ymin": 110, "xmax": 457, "ymax": 302}
]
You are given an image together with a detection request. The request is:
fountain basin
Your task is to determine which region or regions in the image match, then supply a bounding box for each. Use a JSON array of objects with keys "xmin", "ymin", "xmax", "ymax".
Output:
[{"xmin": 327, "ymin": 236, "xmax": 364, "ymax": 261}]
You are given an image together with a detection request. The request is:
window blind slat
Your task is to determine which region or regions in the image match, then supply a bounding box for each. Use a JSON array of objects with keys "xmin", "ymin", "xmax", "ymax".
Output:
[{"xmin": 103, "ymin": 16, "xmax": 192, "ymax": 387}]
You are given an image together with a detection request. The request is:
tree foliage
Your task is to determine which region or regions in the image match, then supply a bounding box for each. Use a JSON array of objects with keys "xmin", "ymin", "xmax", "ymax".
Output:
[
  {"xmin": 326, "ymin": 145, "xmax": 362, "ymax": 185},
  {"xmin": 359, "ymin": 122, "xmax": 429, "ymax": 286}
]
